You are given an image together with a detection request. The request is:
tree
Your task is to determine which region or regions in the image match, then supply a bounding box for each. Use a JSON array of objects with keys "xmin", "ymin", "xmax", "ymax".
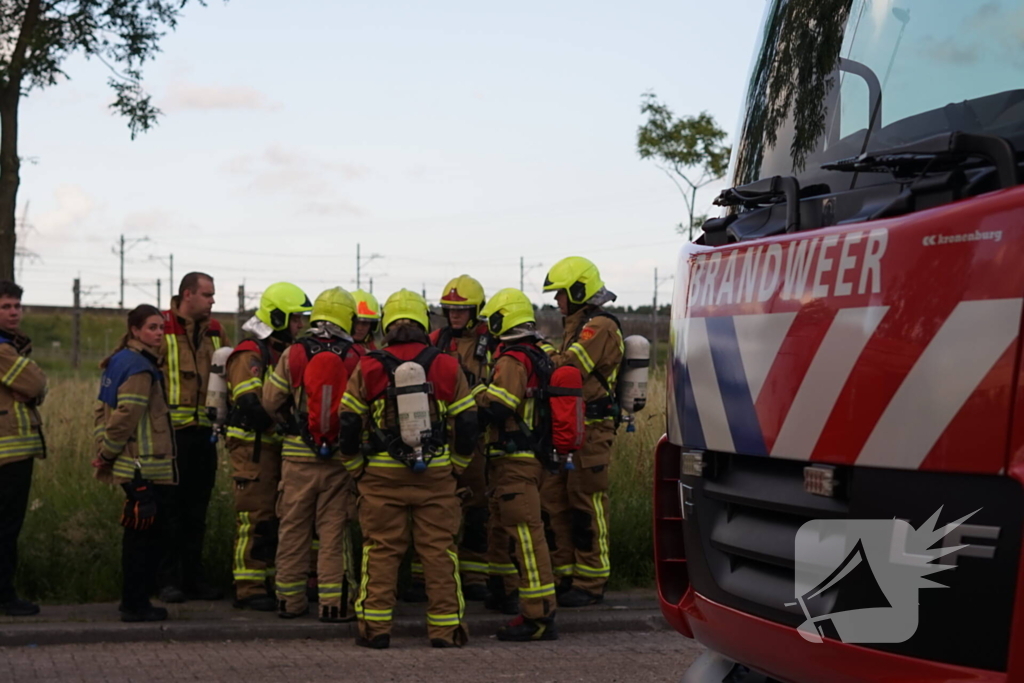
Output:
[
  {"xmin": 636, "ymin": 92, "xmax": 731, "ymax": 241},
  {"xmin": 0, "ymin": 0, "xmax": 212, "ymax": 281}
]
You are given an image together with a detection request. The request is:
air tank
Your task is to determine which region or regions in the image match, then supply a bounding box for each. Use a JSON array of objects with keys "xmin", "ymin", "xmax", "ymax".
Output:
[
  {"xmin": 619, "ymin": 335, "xmax": 650, "ymax": 433},
  {"xmin": 394, "ymin": 361, "xmax": 432, "ymax": 472}
]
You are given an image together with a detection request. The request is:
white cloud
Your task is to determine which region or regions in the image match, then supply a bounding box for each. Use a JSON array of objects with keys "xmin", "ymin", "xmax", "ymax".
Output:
[
  {"xmin": 225, "ymin": 145, "xmax": 368, "ymax": 200},
  {"xmin": 163, "ymin": 81, "xmax": 282, "ymax": 112},
  {"xmin": 34, "ymin": 185, "xmax": 97, "ymax": 237}
]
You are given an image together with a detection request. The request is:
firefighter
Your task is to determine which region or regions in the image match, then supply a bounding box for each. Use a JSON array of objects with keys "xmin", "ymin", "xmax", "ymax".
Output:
[
  {"xmin": 476, "ymin": 288, "xmax": 559, "ymax": 641},
  {"xmin": 405, "ymin": 275, "xmax": 490, "ymax": 603},
  {"xmin": 92, "ymin": 305, "xmax": 175, "ymax": 622},
  {"xmin": 158, "ymin": 272, "xmax": 230, "ymax": 603},
  {"xmin": 351, "ymin": 289, "xmax": 381, "ymax": 354},
  {"xmin": 263, "ymin": 287, "xmax": 361, "ymax": 622},
  {"xmin": 224, "ymin": 282, "xmax": 311, "ymax": 611},
  {"xmin": 541, "ymin": 256, "xmax": 623, "ymax": 607},
  {"xmin": 0, "ymin": 281, "xmax": 47, "ymax": 617},
  {"xmin": 339, "ymin": 289, "xmax": 478, "ymax": 649}
]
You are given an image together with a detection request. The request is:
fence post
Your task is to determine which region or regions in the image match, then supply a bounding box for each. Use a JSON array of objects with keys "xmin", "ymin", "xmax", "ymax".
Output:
[{"xmin": 72, "ymin": 278, "xmax": 81, "ymax": 370}]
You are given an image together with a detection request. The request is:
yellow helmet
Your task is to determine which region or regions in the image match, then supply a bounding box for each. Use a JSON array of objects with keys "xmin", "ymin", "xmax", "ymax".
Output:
[
  {"xmin": 543, "ymin": 256, "xmax": 605, "ymax": 305},
  {"xmin": 382, "ymin": 289, "xmax": 430, "ymax": 331},
  {"xmin": 481, "ymin": 288, "xmax": 535, "ymax": 337},
  {"xmin": 440, "ymin": 275, "xmax": 485, "ymax": 318},
  {"xmin": 257, "ymin": 282, "xmax": 312, "ymax": 331},
  {"xmin": 310, "ymin": 287, "xmax": 357, "ymax": 333},
  {"xmin": 352, "ymin": 289, "xmax": 381, "ymax": 322}
]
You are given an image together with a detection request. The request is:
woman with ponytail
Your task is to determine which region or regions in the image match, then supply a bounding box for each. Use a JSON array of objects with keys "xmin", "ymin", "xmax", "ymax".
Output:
[{"xmin": 92, "ymin": 304, "xmax": 177, "ymax": 622}]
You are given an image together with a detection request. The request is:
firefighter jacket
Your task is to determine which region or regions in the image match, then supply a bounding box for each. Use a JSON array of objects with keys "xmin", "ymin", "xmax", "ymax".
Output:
[
  {"xmin": 476, "ymin": 343, "xmax": 540, "ymax": 458},
  {"xmin": 263, "ymin": 335, "xmax": 360, "ymax": 462},
  {"xmin": 224, "ymin": 337, "xmax": 287, "ymax": 461},
  {"xmin": 354, "ymin": 339, "xmax": 377, "ymax": 355},
  {"xmin": 551, "ymin": 306, "xmax": 624, "ymax": 413},
  {"xmin": 0, "ymin": 332, "xmax": 47, "ymax": 467},
  {"xmin": 160, "ymin": 297, "xmax": 230, "ymax": 430},
  {"xmin": 339, "ymin": 341, "xmax": 478, "ymax": 476},
  {"xmin": 429, "ymin": 323, "xmax": 490, "ymax": 388},
  {"xmin": 93, "ymin": 340, "xmax": 176, "ymax": 485}
]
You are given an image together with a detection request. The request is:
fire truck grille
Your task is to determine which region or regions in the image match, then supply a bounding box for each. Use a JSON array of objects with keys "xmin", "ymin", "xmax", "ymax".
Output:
[{"xmin": 682, "ymin": 452, "xmax": 1022, "ymax": 672}]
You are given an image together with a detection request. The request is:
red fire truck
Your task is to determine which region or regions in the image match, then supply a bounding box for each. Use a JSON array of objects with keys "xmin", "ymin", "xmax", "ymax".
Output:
[{"xmin": 654, "ymin": 0, "xmax": 1024, "ymax": 681}]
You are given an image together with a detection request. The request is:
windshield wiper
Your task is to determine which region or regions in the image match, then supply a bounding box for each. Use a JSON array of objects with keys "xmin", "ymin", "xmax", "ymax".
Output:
[{"xmin": 821, "ymin": 131, "xmax": 1020, "ymax": 189}]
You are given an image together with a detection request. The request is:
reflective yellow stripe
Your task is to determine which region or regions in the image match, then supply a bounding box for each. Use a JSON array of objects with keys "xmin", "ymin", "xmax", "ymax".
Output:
[
  {"xmin": 487, "ymin": 450, "xmax": 535, "ymax": 459},
  {"xmin": 520, "ymin": 584, "xmax": 556, "ymax": 598},
  {"xmin": 568, "ymin": 342, "xmax": 595, "ymax": 374},
  {"xmin": 0, "ymin": 434, "xmax": 44, "ymax": 461},
  {"xmin": 103, "ymin": 434, "xmax": 127, "ymax": 454},
  {"xmin": 448, "ymin": 394, "xmax": 475, "ymax": 416},
  {"xmin": 553, "ymin": 564, "xmax": 574, "ymax": 577},
  {"xmin": 226, "ymin": 426, "xmax": 283, "ymax": 444},
  {"xmin": 489, "ymin": 563, "xmax": 518, "ymax": 576},
  {"xmin": 111, "ymin": 456, "xmax": 172, "ymax": 481},
  {"xmin": 117, "ymin": 393, "xmax": 148, "ymax": 407},
  {"xmin": 470, "ymin": 384, "xmax": 487, "ymax": 398},
  {"xmin": 268, "ymin": 370, "xmax": 289, "ymax": 392},
  {"xmin": 282, "ymin": 436, "xmax": 319, "ymax": 459},
  {"xmin": 1, "ymin": 356, "xmax": 29, "ymax": 385},
  {"xmin": 366, "ymin": 453, "xmax": 451, "ymax": 468},
  {"xmin": 593, "ymin": 491, "xmax": 610, "ymax": 577},
  {"xmin": 137, "ymin": 413, "xmax": 154, "ymax": 456},
  {"xmin": 575, "ymin": 564, "xmax": 611, "ymax": 578},
  {"xmin": 165, "ymin": 334, "xmax": 181, "ymax": 406},
  {"xmin": 212, "ymin": 336, "xmax": 223, "ymax": 350},
  {"xmin": 234, "ymin": 512, "xmax": 257, "ymax": 582},
  {"xmin": 538, "ymin": 341, "xmax": 556, "ymax": 355},
  {"xmin": 523, "ymin": 397, "xmax": 535, "ymax": 430},
  {"xmin": 355, "ymin": 542, "xmax": 374, "ymax": 620},
  {"xmin": 458, "ymin": 561, "xmax": 489, "ymax": 574},
  {"xmin": 362, "ymin": 609, "xmax": 393, "ymax": 621},
  {"xmin": 342, "ymin": 392, "xmax": 368, "ymax": 415},
  {"xmin": 13, "ymin": 402, "xmax": 30, "ymax": 435},
  {"xmin": 342, "ymin": 454, "xmax": 365, "ymax": 472},
  {"xmin": 232, "ymin": 377, "xmax": 263, "ymax": 400},
  {"xmin": 276, "ymin": 581, "xmax": 306, "ymax": 596},
  {"xmin": 427, "ymin": 613, "xmax": 462, "ymax": 626},
  {"xmin": 485, "ymin": 385, "xmax": 520, "ymax": 410},
  {"xmin": 450, "ymin": 453, "xmax": 471, "ymax": 469},
  {"xmin": 517, "ymin": 522, "xmax": 541, "ymax": 590},
  {"xmin": 411, "ymin": 561, "xmax": 423, "ymax": 574},
  {"xmin": 447, "ymin": 548, "xmax": 465, "ymax": 620},
  {"xmin": 319, "ymin": 583, "xmax": 343, "ymax": 599}
]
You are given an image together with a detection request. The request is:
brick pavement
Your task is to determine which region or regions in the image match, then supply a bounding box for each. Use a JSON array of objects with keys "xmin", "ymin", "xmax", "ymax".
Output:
[{"xmin": 0, "ymin": 630, "xmax": 704, "ymax": 682}]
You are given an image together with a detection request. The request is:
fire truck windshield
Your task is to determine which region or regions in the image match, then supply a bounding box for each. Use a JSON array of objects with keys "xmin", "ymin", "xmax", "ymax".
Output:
[{"xmin": 730, "ymin": 0, "xmax": 1024, "ymax": 191}]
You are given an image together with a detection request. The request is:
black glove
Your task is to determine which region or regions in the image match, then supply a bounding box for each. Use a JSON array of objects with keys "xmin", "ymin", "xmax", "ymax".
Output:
[{"xmin": 233, "ymin": 393, "xmax": 273, "ymax": 433}]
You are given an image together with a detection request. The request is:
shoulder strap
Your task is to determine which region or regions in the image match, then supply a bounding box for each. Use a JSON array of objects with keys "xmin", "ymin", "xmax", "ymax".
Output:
[
  {"xmin": 413, "ymin": 345, "xmax": 442, "ymax": 374},
  {"xmin": 434, "ymin": 327, "xmax": 453, "ymax": 351},
  {"xmin": 503, "ymin": 343, "xmax": 552, "ymax": 388}
]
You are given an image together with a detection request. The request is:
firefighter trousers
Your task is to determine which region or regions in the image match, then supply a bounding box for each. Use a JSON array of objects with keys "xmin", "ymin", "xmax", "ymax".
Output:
[
  {"xmin": 489, "ymin": 455, "xmax": 556, "ymax": 619},
  {"xmin": 230, "ymin": 441, "xmax": 282, "ymax": 600},
  {"xmin": 540, "ymin": 421, "xmax": 614, "ymax": 594},
  {"xmin": 356, "ymin": 466, "xmax": 467, "ymax": 645},
  {"xmin": 410, "ymin": 452, "xmax": 489, "ymax": 587},
  {"xmin": 275, "ymin": 458, "xmax": 352, "ymax": 613},
  {"xmin": 486, "ymin": 495, "xmax": 519, "ymax": 594}
]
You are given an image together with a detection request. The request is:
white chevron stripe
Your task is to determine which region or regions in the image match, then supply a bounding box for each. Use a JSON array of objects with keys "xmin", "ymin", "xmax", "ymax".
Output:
[
  {"xmin": 772, "ymin": 306, "xmax": 888, "ymax": 460},
  {"xmin": 857, "ymin": 298, "xmax": 1023, "ymax": 469},
  {"xmin": 685, "ymin": 318, "xmax": 735, "ymax": 452},
  {"xmin": 733, "ymin": 312, "xmax": 798, "ymax": 403}
]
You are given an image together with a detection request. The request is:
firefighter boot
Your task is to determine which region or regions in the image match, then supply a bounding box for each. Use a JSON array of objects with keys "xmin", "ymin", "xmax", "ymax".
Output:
[
  {"xmin": 320, "ymin": 604, "xmax": 355, "ymax": 623},
  {"xmin": 557, "ymin": 587, "xmax": 603, "ymax": 608},
  {"xmin": 356, "ymin": 634, "xmax": 391, "ymax": 650},
  {"xmin": 484, "ymin": 576, "xmax": 520, "ymax": 615},
  {"xmin": 233, "ymin": 594, "xmax": 277, "ymax": 611},
  {"xmin": 496, "ymin": 615, "xmax": 558, "ymax": 642}
]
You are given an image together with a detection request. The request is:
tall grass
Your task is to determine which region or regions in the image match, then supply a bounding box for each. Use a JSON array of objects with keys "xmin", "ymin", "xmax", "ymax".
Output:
[{"xmin": 15, "ymin": 374, "xmax": 664, "ymax": 602}]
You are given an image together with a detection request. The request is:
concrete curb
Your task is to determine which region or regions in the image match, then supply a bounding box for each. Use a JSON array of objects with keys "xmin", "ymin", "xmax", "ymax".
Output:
[{"xmin": 0, "ymin": 609, "xmax": 669, "ymax": 647}]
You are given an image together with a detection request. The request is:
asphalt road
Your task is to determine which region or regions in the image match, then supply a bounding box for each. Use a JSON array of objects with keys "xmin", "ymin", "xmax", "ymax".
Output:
[{"xmin": 1, "ymin": 630, "xmax": 704, "ymax": 682}]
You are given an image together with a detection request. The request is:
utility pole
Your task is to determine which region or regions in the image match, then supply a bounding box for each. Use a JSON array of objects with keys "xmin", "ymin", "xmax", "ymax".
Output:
[
  {"xmin": 149, "ymin": 253, "xmax": 174, "ymax": 297},
  {"xmin": 115, "ymin": 234, "xmax": 149, "ymax": 309},
  {"xmin": 519, "ymin": 256, "xmax": 543, "ymax": 291},
  {"xmin": 71, "ymin": 278, "xmax": 81, "ymax": 370},
  {"xmin": 356, "ymin": 243, "xmax": 382, "ymax": 290},
  {"xmin": 652, "ymin": 267, "xmax": 673, "ymax": 370},
  {"xmin": 156, "ymin": 279, "xmax": 161, "ymax": 310},
  {"xmin": 369, "ymin": 277, "xmax": 373, "ymax": 294},
  {"xmin": 237, "ymin": 284, "xmax": 245, "ymax": 340}
]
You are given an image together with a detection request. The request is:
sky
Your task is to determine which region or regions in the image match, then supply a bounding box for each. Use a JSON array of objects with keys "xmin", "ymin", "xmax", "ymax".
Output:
[{"xmin": 19, "ymin": 0, "xmax": 767, "ymax": 312}]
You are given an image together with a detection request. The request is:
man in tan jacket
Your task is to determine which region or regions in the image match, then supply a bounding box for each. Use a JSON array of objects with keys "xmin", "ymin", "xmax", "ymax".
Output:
[
  {"xmin": 0, "ymin": 281, "xmax": 48, "ymax": 617},
  {"xmin": 158, "ymin": 272, "xmax": 230, "ymax": 603}
]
